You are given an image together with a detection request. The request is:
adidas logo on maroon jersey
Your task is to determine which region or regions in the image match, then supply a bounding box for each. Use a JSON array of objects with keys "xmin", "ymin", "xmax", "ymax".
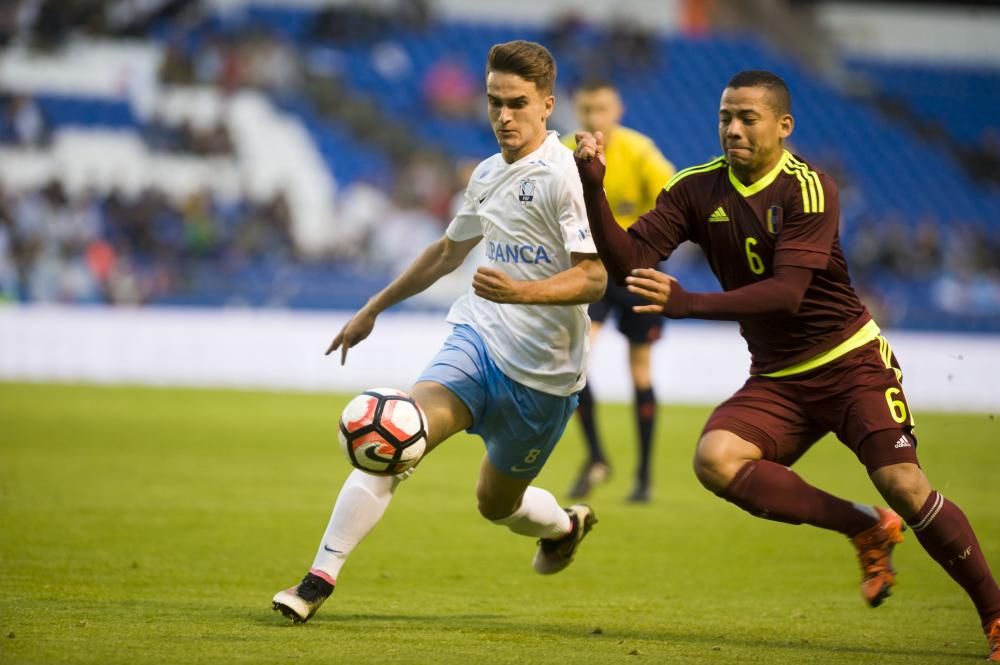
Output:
[{"xmin": 708, "ymin": 206, "xmax": 730, "ymax": 223}]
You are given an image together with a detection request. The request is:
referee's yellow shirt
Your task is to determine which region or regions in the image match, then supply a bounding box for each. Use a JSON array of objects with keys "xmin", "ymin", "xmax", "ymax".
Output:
[{"xmin": 563, "ymin": 126, "xmax": 675, "ymax": 229}]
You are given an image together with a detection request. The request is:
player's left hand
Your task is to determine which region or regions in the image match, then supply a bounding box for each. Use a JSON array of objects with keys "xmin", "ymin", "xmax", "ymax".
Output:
[
  {"xmin": 473, "ymin": 266, "xmax": 524, "ymax": 304},
  {"xmin": 626, "ymin": 268, "xmax": 676, "ymax": 314},
  {"xmin": 573, "ymin": 130, "xmax": 607, "ymax": 190}
]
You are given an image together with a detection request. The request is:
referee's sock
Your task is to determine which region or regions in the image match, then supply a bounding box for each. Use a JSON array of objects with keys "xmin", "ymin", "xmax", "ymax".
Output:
[
  {"xmin": 634, "ymin": 386, "xmax": 656, "ymax": 486},
  {"xmin": 576, "ymin": 382, "xmax": 607, "ymax": 464}
]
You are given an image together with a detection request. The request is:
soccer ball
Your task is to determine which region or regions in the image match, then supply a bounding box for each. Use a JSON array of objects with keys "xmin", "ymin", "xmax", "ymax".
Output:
[{"xmin": 338, "ymin": 388, "xmax": 428, "ymax": 476}]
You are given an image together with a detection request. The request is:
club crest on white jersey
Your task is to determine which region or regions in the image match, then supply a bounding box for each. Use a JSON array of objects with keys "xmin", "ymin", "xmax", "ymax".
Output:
[{"xmin": 518, "ymin": 178, "xmax": 536, "ymax": 205}]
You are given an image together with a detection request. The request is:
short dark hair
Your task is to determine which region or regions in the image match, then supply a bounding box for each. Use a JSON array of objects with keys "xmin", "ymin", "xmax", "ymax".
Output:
[
  {"xmin": 486, "ymin": 40, "xmax": 557, "ymax": 95},
  {"xmin": 574, "ymin": 79, "xmax": 617, "ymax": 95},
  {"xmin": 726, "ymin": 70, "xmax": 791, "ymax": 115}
]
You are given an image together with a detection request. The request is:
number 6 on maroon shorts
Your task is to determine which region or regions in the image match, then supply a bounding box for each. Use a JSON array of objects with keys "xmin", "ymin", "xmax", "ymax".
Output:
[{"xmin": 704, "ymin": 336, "xmax": 918, "ymax": 472}]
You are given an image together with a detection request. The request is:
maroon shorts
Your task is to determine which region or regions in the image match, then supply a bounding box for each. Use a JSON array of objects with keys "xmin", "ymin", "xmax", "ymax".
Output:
[{"xmin": 703, "ymin": 337, "xmax": 918, "ymax": 472}]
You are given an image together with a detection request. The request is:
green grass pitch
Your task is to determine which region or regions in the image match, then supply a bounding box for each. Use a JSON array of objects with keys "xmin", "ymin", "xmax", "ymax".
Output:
[{"xmin": 1, "ymin": 382, "xmax": 997, "ymax": 664}]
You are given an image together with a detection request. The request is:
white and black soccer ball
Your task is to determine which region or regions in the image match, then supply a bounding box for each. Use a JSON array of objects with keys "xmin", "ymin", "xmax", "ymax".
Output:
[{"xmin": 338, "ymin": 388, "xmax": 428, "ymax": 476}]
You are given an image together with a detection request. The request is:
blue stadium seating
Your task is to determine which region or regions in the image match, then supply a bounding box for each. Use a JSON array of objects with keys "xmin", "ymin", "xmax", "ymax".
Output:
[
  {"xmin": 261, "ymin": 14, "xmax": 1000, "ymax": 227},
  {"xmin": 36, "ymin": 94, "xmax": 139, "ymax": 130},
  {"xmin": 847, "ymin": 59, "xmax": 1000, "ymax": 146},
  {"xmin": 272, "ymin": 95, "xmax": 393, "ymax": 187},
  {"xmin": 12, "ymin": 3, "xmax": 1000, "ymax": 330}
]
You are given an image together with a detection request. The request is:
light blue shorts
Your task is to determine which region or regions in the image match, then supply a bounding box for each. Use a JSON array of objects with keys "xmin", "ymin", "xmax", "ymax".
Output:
[{"xmin": 416, "ymin": 324, "xmax": 579, "ymax": 479}]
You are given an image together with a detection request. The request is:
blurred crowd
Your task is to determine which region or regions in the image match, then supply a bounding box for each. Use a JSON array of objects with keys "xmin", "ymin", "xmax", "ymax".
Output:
[
  {"xmin": 848, "ymin": 214, "xmax": 1000, "ymax": 320},
  {"xmin": 159, "ymin": 31, "xmax": 300, "ymax": 95},
  {"xmin": 0, "ymin": 0, "xmax": 998, "ymax": 327},
  {"xmin": 0, "ymin": 181, "xmax": 294, "ymax": 304},
  {"xmin": 960, "ymin": 127, "xmax": 1000, "ymax": 187},
  {"xmin": 0, "ymin": 93, "xmax": 49, "ymax": 147}
]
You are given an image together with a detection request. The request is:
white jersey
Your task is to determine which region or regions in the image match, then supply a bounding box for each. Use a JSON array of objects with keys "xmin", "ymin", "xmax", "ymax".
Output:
[{"xmin": 445, "ymin": 131, "xmax": 598, "ymax": 396}]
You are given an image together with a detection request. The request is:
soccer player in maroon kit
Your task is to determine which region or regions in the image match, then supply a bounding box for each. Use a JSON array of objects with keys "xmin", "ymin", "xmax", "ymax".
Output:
[{"xmin": 574, "ymin": 70, "xmax": 1000, "ymax": 661}]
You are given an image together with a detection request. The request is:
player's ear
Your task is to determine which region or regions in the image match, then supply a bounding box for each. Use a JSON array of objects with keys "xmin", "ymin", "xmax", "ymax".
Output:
[
  {"xmin": 779, "ymin": 113, "xmax": 794, "ymax": 139},
  {"xmin": 542, "ymin": 94, "xmax": 554, "ymax": 121}
]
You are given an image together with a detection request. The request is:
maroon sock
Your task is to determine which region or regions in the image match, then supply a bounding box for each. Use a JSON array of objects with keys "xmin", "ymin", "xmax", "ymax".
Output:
[
  {"xmin": 577, "ymin": 382, "xmax": 607, "ymax": 464},
  {"xmin": 908, "ymin": 491, "xmax": 1000, "ymax": 629},
  {"xmin": 634, "ymin": 387, "xmax": 656, "ymax": 485},
  {"xmin": 722, "ymin": 460, "xmax": 879, "ymax": 536}
]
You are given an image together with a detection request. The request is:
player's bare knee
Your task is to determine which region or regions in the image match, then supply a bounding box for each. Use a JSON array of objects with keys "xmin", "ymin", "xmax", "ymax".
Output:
[
  {"xmin": 477, "ymin": 497, "xmax": 517, "ymax": 522},
  {"xmin": 870, "ymin": 463, "xmax": 931, "ymax": 518},
  {"xmin": 628, "ymin": 346, "xmax": 653, "ymax": 388},
  {"xmin": 475, "ymin": 487, "xmax": 516, "ymax": 522},
  {"xmin": 693, "ymin": 431, "xmax": 761, "ymax": 494},
  {"xmin": 693, "ymin": 441, "xmax": 733, "ymax": 493},
  {"xmin": 692, "ymin": 451, "xmax": 716, "ymax": 491}
]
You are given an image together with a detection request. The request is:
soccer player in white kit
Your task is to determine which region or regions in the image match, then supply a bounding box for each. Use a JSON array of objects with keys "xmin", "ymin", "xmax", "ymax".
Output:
[{"xmin": 272, "ymin": 40, "xmax": 607, "ymax": 623}]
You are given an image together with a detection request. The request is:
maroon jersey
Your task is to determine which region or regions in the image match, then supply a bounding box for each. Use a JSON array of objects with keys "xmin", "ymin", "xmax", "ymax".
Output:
[{"xmin": 627, "ymin": 150, "xmax": 870, "ymax": 374}]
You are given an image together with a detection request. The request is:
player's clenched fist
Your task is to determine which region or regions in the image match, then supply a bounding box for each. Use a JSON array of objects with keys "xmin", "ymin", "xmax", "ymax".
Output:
[
  {"xmin": 473, "ymin": 266, "xmax": 524, "ymax": 304},
  {"xmin": 625, "ymin": 268, "xmax": 676, "ymax": 314},
  {"xmin": 573, "ymin": 130, "xmax": 606, "ymax": 189}
]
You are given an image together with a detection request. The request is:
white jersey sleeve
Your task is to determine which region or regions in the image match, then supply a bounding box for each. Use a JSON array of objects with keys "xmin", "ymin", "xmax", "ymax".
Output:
[{"xmin": 445, "ymin": 174, "xmax": 485, "ymax": 242}]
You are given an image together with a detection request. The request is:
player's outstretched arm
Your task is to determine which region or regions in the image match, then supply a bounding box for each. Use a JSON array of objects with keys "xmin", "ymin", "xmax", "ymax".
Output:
[
  {"xmin": 574, "ymin": 131, "xmax": 662, "ymax": 284},
  {"xmin": 625, "ymin": 265, "xmax": 813, "ymax": 320},
  {"xmin": 326, "ymin": 234, "xmax": 481, "ymax": 364},
  {"xmin": 473, "ymin": 253, "xmax": 606, "ymax": 306}
]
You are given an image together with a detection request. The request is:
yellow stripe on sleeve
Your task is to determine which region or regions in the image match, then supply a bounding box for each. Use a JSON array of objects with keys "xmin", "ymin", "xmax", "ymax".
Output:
[
  {"xmin": 784, "ymin": 161, "xmax": 815, "ymax": 213},
  {"xmin": 785, "ymin": 157, "xmax": 825, "ymax": 214},
  {"xmin": 782, "ymin": 163, "xmax": 813, "ymax": 213}
]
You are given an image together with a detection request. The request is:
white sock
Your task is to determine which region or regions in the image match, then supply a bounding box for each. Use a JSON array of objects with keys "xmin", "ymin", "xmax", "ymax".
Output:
[
  {"xmin": 310, "ymin": 469, "xmax": 405, "ymax": 582},
  {"xmin": 491, "ymin": 486, "xmax": 571, "ymax": 539}
]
